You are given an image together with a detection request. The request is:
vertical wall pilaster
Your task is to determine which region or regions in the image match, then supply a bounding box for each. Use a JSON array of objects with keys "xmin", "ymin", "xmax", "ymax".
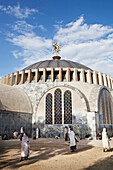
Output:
[
  {"xmin": 6, "ymin": 74, "xmax": 10, "ymax": 85},
  {"xmin": 98, "ymin": 72, "xmax": 103, "ymax": 86},
  {"xmin": 74, "ymin": 68, "xmax": 78, "ymax": 81},
  {"xmin": 66, "ymin": 68, "xmax": 70, "ymax": 82},
  {"xmin": 51, "ymin": 68, "xmax": 54, "ymax": 82},
  {"xmin": 35, "ymin": 69, "xmax": 39, "ymax": 82},
  {"xmin": 15, "ymin": 72, "xmax": 19, "ymax": 85},
  {"xmin": 103, "ymin": 73, "xmax": 107, "ymax": 87},
  {"xmin": 59, "ymin": 68, "xmax": 62, "ymax": 82},
  {"xmin": 107, "ymin": 75, "xmax": 111, "ymax": 88},
  {"xmin": 43, "ymin": 68, "xmax": 46, "ymax": 82},
  {"xmin": 20, "ymin": 70, "xmax": 25, "ymax": 84},
  {"xmin": 93, "ymin": 71, "xmax": 98, "ymax": 85},
  {"xmin": 87, "ymin": 70, "xmax": 92, "ymax": 84},
  {"xmin": 28, "ymin": 69, "xmax": 33, "ymax": 83},
  {"xmin": 4, "ymin": 76, "xmax": 6, "ymax": 84},
  {"xmin": 10, "ymin": 73, "xmax": 14, "ymax": 86},
  {"xmin": 80, "ymin": 69, "xmax": 85, "ymax": 82},
  {"xmin": 111, "ymin": 78, "xmax": 113, "ymax": 89}
]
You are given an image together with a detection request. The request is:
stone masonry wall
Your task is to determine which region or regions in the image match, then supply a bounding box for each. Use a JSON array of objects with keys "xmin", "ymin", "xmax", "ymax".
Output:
[{"xmin": 0, "ymin": 110, "xmax": 32, "ymax": 138}]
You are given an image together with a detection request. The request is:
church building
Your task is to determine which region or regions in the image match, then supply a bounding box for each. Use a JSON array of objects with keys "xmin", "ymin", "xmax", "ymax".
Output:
[{"xmin": 0, "ymin": 43, "xmax": 113, "ymax": 139}]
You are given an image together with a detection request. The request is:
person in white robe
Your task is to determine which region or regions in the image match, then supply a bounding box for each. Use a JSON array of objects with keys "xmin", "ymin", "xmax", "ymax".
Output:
[
  {"xmin": 21, "ymin": 133, "xmax": 29, "ymax": 160},
  {"xmin": 69, "ymin": 127, "xmax": 77, "ymax": 152},
  {"xmin": 102, "ymin": 128, "xmax": 110, "ymax": 152}
]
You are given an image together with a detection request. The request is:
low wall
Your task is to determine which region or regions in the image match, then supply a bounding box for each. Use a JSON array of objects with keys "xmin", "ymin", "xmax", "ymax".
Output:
[{"xmin": 0, "ymin": 110, "xmax": 32, "ymax": 138}]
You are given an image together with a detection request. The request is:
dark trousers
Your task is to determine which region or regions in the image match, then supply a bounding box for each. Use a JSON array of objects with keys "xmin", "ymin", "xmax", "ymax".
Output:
[{"xmin": 70, "ymin": 145, "xmax": 76, "ymax": 151}]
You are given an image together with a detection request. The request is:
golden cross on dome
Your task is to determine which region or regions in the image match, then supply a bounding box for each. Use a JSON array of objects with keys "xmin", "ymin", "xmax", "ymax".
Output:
[{"xmin": 52, "ymin": 42, "xmax": 62, "ymax": 56}]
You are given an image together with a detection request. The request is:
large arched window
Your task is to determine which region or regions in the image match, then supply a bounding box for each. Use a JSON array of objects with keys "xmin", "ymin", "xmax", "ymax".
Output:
[
  {"xmin": 46, "ymin": 93, "xmax": 52, "ymax": 124},
  {"xmin": 98, "ymin": 88, "xmax": 113, "ymax": 124},
  {"xmin": 54, "ymin": 88, "xmax": 62, "ymax": 124},
  {"xmin": 64, "ymin": 90, "xmax": 72, "ymax": 124}
]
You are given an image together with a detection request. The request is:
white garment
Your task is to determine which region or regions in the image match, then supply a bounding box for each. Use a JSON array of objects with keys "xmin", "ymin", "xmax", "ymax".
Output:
[
  {"xmin": 36, "ymin": 128, "xmax": 39, "ymax": 139},
  {"xmin": 69, "ymin": 130, "xmax": 75, "ymax": 147},
  {"xmin": 20, "ymin": 127, "xmax": 24, "ymax": 133},
  {"xmin": 21, "ymin": 133, "xmax": 29, "ymax": 158},
  {"xmin": 102, "ymin": 128, "xmax": 110, "ymax": 148}
]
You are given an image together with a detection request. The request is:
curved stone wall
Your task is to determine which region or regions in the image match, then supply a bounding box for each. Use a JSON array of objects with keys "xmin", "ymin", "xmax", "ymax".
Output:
[{"xmin": 0, "ymin": 84, "xmax": 32, "ymax": 113}]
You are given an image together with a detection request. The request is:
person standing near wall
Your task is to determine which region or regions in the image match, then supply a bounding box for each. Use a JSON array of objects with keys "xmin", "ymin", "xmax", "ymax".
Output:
[
  {"xmin": 64, "ymin": 126, "xmax": 68, "ymax": 141},
  {"xmin": 21, "ymin": 132, "xmax": 30, "ymax": 161},
  {"xmin": 102, "ymin": 128, "xmax": 110, "ymax": 152}
]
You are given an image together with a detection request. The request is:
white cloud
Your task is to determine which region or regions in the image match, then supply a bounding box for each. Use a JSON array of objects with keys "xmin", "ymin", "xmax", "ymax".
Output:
[
  {"xmin": 12, "ymin": 21, "xmax": 35, "ymax": 34},
  {"xmin": 6, "ymin": 16, "xmax": 113, "ymax": 78},
  {"xmin": 54, "ymin": 16, "xmax": 113, "ymax": 43},
  {"xmin": 38, "ymin": 25, "xmax": 47, "ymax": 31},
  {"xmin": 0, "ymin": 4, "xmax": 38, "ymax": 19}
]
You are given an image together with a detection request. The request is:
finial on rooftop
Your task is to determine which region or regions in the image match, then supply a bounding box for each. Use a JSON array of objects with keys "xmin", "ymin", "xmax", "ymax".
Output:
[{"xmin": 52, "ymin": 42, "xmax": 62, "ymax": 59}]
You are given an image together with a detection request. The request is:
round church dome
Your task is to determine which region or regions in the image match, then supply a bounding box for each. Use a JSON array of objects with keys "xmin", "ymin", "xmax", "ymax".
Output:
[{"xmin": 23, "ymin": 56, "xmax": 92, "ymax": 71}]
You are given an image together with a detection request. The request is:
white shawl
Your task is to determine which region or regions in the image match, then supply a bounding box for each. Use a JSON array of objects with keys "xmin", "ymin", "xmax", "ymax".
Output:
[
  {"xmin": 69, "ymin": 130, "xmax": 75, "ymax": 147},
  {"xmin": 102, "ymin": 128, "xmax": 110, "ymax": 148}
]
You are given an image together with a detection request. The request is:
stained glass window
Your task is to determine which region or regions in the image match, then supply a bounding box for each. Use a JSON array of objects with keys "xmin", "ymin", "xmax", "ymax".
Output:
[
  {"xmin": 54, "ymin": 89, "xmax": 62, "ymax": 124},
  {"xmin": 46, "ymin": 93, "xmax": 52, "ymax": 124},
  {"xmin": 64, "ymin": 90, "xmax": 72, "ymax": 124}
]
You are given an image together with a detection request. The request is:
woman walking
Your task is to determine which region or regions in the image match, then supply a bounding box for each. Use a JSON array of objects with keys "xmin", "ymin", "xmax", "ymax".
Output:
[
  {"xmin": 21, "ymin": 133, "xmax": 30, "ymax": 161},
  {"xmin": 69, "ymin": 127, "xmax": 77, "ymax": 152}
]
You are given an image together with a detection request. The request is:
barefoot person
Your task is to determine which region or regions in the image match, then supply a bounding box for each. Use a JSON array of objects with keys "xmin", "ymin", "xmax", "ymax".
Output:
[
  {"xmin": 21, "ymin": 133, "xmax": 30, "ymax": 161},
  {"xmin": 69, "ymin": 127, "xmax": 77, "ymax": 152},
  {"xmin": 102, "ymin": 128, "xmax": 110, "ymax": 152}
]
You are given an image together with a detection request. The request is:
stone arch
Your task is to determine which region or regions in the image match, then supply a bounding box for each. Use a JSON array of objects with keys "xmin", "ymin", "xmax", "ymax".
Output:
[
  {"xmin": 36, "ymin": 84, "xmax": 88, "ymax": 114},
  {"xmin": 98, "ymin": 86, "xmax": 113, "ymax": 125}
]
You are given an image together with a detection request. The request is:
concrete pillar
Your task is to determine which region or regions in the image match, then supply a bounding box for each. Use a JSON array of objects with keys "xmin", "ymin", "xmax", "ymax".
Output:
[
  {"xmin": 15, "ymin": 72, "xmax": 19, "ymax": 85},
  {"xmin": 98, "ymin": 72, "xmax": 103, "ymax": 86},
  {"xmin": 43, "ymin": 68, "xmax": 46, "ymax": 82},
  {"xmin": 20, "ymin": 70, "xmax": 25, "ymax": 84},
  {"xmin": 107, "ymin": 75, "xmax": 111, "ymax": 88},
  {"xmin": 35, "ymin": 69, "xmax": 40, "ymax": 82},
  {"xmin": 80, "ymin": 69, "xmax": 85, "ymax": 82},
  {"xmin": 10, "ymin": 73, "xmax": 14, "ymax": 86},
  {"xmin": 6, "ymin": 74, "xmax": 10, "ymax": 85},
  {"xmin": 51, "ymin": 68, "xmax": 54, "ymax": 82},
  {"xmin": 2, "ymin": 77, "xmax": 4, "ymax": 84},
  {"xmin": 28, "ymin": 69, "xmax": 33, "ymax": 83},
  {"xmin": 74, "ymin": 68, "xmax": 78, "ymax": 81},
  {"xmin": 66, "ymin": 68, "xmax": 70, "ymax": 82},
  {"xmin": 111, "ymin": 78, "xmax": 113, "ymax": 89},
  {"xmin": 103, "ymin": 73, "xmax": 108, "ymax": 87},
  {"xmin": 87, "ymin": 70, "xmax": 92, "ymax": 84},
  {"xmin": 59, "ymin": 68, "xmax": 62, "ymax": 82},
  {"xmin": 4, "ymin": 76, "xmax": 6, "ymax": 84},
  {"xmin": 93, "ymin": 71, "xmax": 98, "ymax": 85}
]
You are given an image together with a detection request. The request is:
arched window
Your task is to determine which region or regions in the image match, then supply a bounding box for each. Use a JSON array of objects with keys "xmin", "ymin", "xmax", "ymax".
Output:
[
  {"xmin": 54, "ymin": 89, "xmax": 62, "ymax": 124},
  {"xmin": 98, "ymin": 88, "xmax": 113, "ymax": 124},
  {"xmin": 46, "ymin": 93, "xmax": 52, "ymax": 124},
  {"xmin": 64, "ymin": 90, "xmax": 72, "ymax": 124}
]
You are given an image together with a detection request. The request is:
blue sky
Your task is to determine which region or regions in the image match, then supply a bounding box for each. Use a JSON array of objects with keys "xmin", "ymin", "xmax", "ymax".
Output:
[{"xmin": 1, "ymin": 0, "xmax": 113, "ymax": 78}]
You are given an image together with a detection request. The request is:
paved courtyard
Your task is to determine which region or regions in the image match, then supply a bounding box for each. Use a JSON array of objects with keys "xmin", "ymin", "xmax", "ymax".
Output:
[{"xmin": 0, "ymin": 138, "xmax": 113, "ymax": 170}]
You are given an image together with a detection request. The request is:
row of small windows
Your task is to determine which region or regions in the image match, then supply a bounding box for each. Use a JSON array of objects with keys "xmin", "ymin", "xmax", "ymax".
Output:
[{"xmin": 46, "ymin": 89, "xmax": 72, "ymax": 124}]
